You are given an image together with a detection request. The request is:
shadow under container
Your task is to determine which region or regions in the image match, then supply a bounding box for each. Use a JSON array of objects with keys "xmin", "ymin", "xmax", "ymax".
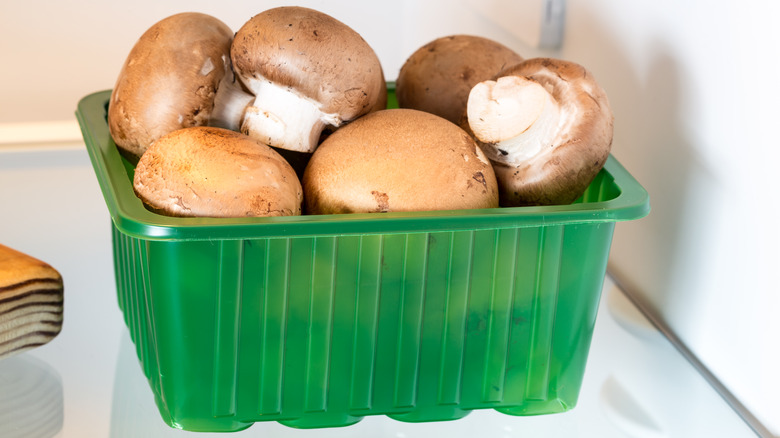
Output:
[{"xmin": 76, "ymin": 89, "xmax": 650, "ymax": 432}]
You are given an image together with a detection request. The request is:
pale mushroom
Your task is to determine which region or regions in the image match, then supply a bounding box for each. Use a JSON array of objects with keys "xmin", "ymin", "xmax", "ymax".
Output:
[
  {"xmin": 230, "ymin": 6, "xmax": 386, "ymax": 153},
  {"xmin": 303, "ymin": 109, "xmax": 499, "ymax": 214},
  {"xmin": 133, "ymin": 127, "xmax": 303, "ymax": 218},
  {"xmin": 108, "ymin": 12, "xmax": 237, "ymax": 160},
  {"xmin": 466, "ymin": 58, "xmax": 614, "ymax": 206},
  {"xmin": 396, "ymin": 35, "xmax": 524, "ymax": 125}
]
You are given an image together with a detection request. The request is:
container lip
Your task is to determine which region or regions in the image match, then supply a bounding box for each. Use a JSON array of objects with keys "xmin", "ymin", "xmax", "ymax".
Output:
[{"xmin": 77, "ymin": 89, "xmax": 650, "ymax": 241}]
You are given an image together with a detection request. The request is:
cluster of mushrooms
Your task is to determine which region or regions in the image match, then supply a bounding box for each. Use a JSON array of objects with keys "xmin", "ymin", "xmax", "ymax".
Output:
[{"xmin": 109, "ymin": 7, "xmax": 613, "ymax": 218}]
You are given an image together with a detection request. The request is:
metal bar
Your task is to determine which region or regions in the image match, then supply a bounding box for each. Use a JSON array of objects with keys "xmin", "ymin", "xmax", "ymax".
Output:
[{"xmin": 607, "ymin": 270, "xmax": 771, "ymax": 438}]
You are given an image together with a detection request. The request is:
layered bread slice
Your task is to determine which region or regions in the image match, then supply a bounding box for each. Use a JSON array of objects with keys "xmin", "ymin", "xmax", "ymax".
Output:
[{"xmin": 0, "ymin": 244, "xmax": 63, "ymax": 360}]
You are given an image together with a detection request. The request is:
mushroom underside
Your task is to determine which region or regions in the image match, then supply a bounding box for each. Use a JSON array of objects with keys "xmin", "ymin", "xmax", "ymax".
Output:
[{"xmin": 466, "ymin": 58, "xmax": 614, "ymax": 206}]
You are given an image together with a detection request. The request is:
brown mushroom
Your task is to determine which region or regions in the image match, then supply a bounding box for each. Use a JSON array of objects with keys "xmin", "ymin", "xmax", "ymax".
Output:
[
  {"xmin": 230, "ymin": 6, "xmax": 386, "ymax": 154},
  {"xmin": 303, "ymin": 109, "xmax": 499, "ymax": 214},
  {"xmin": 465, "ymin": 58, "xmax": 613, "ymax": 206},
  {"xmin": 108, "ymin": 12, "xmax": 238, "ymax": 161},
  {"xmin": 133, "ymin": 126, "xmax": 303, "ymax": 218},
  {"xmin": 395, "ymin": 35, "xmax": 524, "ymax": 125}
]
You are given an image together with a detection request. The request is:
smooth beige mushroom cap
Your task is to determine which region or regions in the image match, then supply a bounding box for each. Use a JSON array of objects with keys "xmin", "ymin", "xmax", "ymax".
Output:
[
  {"xmin": 231, "ymin": 6, "xmax": 386, "ymax": 153},
  {"xmin": 467, "ymin": 58, "xmax": 613, "ymax": 206},
  {"xmin": 133, "ymin": 127, "xmax": 303, "ymax": 218},
  {"xmin": 303, "ymin": 109, "xmax": 499, "ymax": 214},
  {"xmin": 396, "ymin": 35, "xmax": 524, "ymax": 125},
  {"xmin": 108, "ymin": 12, "xmax": 234, "ymax": 160}
]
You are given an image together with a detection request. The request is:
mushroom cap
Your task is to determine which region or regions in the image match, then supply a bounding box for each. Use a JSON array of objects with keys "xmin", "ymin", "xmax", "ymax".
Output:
[
  {"xmin": 108, "ymin": 12, "xmax": 233, "ymax": 160},
  {"xmin": 484, "ymin": 58, "xmax": 613, "ymax": 206},
  {"xmin": 133, "ymin": 126, "xmax": 303, "ymax": 217},
  {"xmin": 303, "ymin": 109, "xmax": 499, "ymax": 214},
  {"xmin": 396, "ymin": 34, "xmax": 524, "ymax": 125},
  {"xmin": 231, "ymin": 6, "xmax": 385, "ymax": 121}
]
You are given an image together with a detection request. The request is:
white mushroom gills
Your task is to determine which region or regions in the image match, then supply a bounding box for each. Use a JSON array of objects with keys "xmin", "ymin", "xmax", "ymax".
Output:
[
  {"xmin": 467, "ymin": 76, "xmax": 561, "ymax": 165},
  {"xmin": 240, "ymin": 78, "xmax": 340, "ymax": 153}
]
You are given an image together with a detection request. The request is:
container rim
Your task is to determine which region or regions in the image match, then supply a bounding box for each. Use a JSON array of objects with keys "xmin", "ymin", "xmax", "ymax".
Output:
[{"xmin": 76, "ymin": 89, "xmax": 650, "ymax": 241}]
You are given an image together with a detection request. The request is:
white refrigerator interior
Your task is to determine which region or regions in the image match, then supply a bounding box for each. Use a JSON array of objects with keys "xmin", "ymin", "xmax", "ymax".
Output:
[{"xmin": 1, "ymin": 0, "xmax": 777, "ymax": 436}]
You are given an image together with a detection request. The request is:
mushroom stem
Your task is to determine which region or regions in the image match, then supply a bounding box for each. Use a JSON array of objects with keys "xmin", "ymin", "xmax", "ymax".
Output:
[
  {"xmin": 240, "ymin": 79, "xmax": 336, "ymax": 153},
  {"xmin": 467, "ymin": 76, "xmax": 560, "ymax": 165},
  {"xmin": 209, "ymin": 64, "xmax": 254, "ymax": 131}
]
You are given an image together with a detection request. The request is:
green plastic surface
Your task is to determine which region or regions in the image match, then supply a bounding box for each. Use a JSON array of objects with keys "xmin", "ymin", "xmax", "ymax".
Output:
[{"xmin": 77, "ymin": 86, "xmax": 649, "ymax": 432}]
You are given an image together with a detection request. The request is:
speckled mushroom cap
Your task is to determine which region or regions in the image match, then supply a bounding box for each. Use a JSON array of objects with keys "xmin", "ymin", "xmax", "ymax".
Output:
[
  {"xmin": 302, "ymin": 109, "xmax": 499, "ymax": 214},
  {"xmin": 230, "ymin": 6, "xmax": 385, "ymax": 152},
  {"xmin": 133, "ymin": 127, "xmax": 303, "ymax": 218},
  {"xmin": 395, "ymin": 35, "xmax": 524, "ymax": 125},
  {"xmin": 108, "ymin": 12, "xmax": 234, "ymax": 160},
  {"xmin": 469, "ymin": 58, "xmax": 614, "ymax": 206}
]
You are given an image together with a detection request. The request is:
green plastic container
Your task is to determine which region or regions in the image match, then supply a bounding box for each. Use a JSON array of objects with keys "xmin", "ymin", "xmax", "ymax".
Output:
[{"xmin": 76, "ymin": 88, "xmax": 649, "ymax": 432}]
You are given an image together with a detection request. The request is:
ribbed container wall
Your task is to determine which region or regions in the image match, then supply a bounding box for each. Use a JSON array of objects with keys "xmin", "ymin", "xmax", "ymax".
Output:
[
  {"xmin": 112, "ymin": 221, "xmax": 614, "ymax": 431},
  {"xmin": 78, "ymin": 88, "xmax": 648, "ymax": 432}
]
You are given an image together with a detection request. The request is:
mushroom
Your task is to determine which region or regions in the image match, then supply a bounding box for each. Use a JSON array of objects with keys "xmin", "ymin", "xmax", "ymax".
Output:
[
  {"xmin": 133, "ymin": 126, "xmax": 303, "ymax": 218},
  {"xmin": 465, "ymin": 58, "xmax": 613, "ymax": 206},
  {"xmin": 108, "ymin": 12, "xmax": 241, "ymax": 161},
  {"xmin": 230, "ymin": 6, "xmax": 386, "ymax": 153},
  {"xmin": 208, "ymin": 69, "xmax": 255, "ymax": 132},
  {"xmin": 395, "ymin": 35, "xmax": 524, "ymax": 125},
  {"xmin": 303, "ymin": 109, "xmax": 499, "ymax": 214}
]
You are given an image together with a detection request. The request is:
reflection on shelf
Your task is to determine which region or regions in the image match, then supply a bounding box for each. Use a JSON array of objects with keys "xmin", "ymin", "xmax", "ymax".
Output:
[
  {"xmin": 0, "ymin": 353, "xmax": 63, "ymax": 438},
  {"xmin": 106, "ymin": 281, "xmax": 759, "ymax": 438},
  {"xmin": 108, "ymin": 329, "xmax": 583, "ymax": 438}
]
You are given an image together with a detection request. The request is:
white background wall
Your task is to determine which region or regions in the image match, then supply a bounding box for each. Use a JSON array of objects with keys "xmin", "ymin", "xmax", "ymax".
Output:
[
  {"xmin": 1, "ymin": 0, "xmax": 778, "ymax": 435},
  {"xmin": 559, "ymin": 2, "xmax": 780, "ymax": 435}
]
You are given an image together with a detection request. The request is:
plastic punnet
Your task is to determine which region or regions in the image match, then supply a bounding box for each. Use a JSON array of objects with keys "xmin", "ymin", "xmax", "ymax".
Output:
[{"xmin": 76, "ymin": 87, "xmax": 649, "ymax": 432}]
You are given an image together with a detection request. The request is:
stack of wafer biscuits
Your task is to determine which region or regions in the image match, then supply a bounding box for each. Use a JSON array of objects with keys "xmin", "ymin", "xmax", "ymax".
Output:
[{"xmin": 0, "ymin": 244, "xmax": 63, "ymax": 360}]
